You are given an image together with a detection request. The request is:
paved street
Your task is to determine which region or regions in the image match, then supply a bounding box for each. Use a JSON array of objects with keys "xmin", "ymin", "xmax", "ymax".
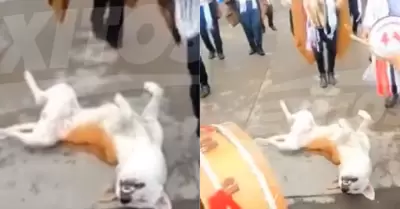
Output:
[
  {"xmin": 201, "ymin": 2, "xmax": 400, "ymax": 208},
  {"xmin": 0, "ymin": 0, "xmax": 199, "ymax": 208}
]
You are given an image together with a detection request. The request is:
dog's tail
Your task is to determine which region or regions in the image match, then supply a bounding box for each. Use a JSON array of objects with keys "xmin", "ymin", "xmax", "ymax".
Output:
[
  {"xmin": 357, "ymin": 110, "xmax": 372, "ymax": 132},
  {"xmin": 279, "ymin": 100, "xmax": 293, "ymax": 122},
  {"xmin": 24, "ymin": 70, "xmax": 46, "ymax": 105}
]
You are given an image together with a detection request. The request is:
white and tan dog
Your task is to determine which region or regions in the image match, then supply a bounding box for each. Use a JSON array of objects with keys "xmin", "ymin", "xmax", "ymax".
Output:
[
  {"xmin": 255, "ymin": 100, "xmax": 344, "ymax": 152},
  {"xmin": 0, "ymin": 71, "xmax": 172, "ymax": 209},
  {"xmin": 256, "ymin": 100, "xmax": 375, "ymax": 200},
  {"xmin": 333, "ymin": 110, "xmax": 375, "ymax": 200}
]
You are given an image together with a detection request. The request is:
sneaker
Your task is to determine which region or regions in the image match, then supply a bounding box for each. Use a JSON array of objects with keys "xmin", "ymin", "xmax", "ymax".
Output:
[{"xmin": 208, "ymin": 52, "xmax": 216, "ymax": 59}]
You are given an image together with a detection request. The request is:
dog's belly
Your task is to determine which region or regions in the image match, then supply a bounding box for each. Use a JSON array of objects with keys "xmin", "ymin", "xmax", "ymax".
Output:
[
  {"xmin": 61, "ymin": 122, "xmax": 118, "ymax": 165},
  {"xmin": 305, "ymin": 136, "xmax": 341, "ymax": 165}
]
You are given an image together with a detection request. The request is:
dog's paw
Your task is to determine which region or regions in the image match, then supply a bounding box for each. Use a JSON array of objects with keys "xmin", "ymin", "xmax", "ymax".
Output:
[
  {"xmin": 358, "ymin": 110, "xmax": 372, "ymax": 120},
  {"xmin": 144, "ymin": 81, "xmax": 164, "ymax": 96},
  {"xmin": 254, "ymin": 138, "xmax": 271, "ymax": 145},
  {"xmin": 113, "ymin": 93, "xmax": 126, "ymax": 105}
]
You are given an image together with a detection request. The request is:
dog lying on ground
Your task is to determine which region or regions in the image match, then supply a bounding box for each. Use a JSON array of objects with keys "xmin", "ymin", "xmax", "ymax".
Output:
[
  {"xmin": 255, "ymin": 100, "xmax": 375, "ymax": 200},
  {"xmin": 331, "ymin": 110, "xmax": 375, "ymax": 200},
  {"xmin": 255, "ymin": 100, "xmax": 342, "ymax": 165},
  {"xmin": 0, "ymin": 71, "xmax": 172, "ymax": 209}
]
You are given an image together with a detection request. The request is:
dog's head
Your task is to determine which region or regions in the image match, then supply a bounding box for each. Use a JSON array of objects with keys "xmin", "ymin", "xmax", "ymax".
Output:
[
  {"xmin": 114, "ymin": 150, "xmax": 170, "ymax": 209},
  {"xmin": 338, "ymin": 174, "xmax": 375, "ymax": 200}
]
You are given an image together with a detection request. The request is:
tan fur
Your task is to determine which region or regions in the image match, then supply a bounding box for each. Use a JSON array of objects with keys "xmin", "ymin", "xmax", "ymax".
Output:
[
  {"xmin": 305, "ymin": 136, "xmax": 341, "ymax": 165},
  {"xmin": 61, "ymin": 123, "xmax": 118, "ymax": 165}
]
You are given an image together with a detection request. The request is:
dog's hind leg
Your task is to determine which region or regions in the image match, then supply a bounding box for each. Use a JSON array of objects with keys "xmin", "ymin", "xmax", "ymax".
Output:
[
  {"xmin": 113, "ymin": 93, "xmax": 138, "ymax": 120},
  {"xmin": 357, "ymin": 110, "xmax": 372, "ymax": 132},
  {"xmin": 24, "ymin": 70, "xmax": 47, "ymax": 105},
  {"xmin": 255, "ymin": 134, "xmax": 299, "ymax": 151},
  {"xmin": 6, "ymin": 122, "xmax": 36, "ymax": 132},
  {"xmin": 142, "ymin": 81, "xmax": 164, "ymax": 120},
  {"xmin": 279, "ymin": 100, "xmax": 293, "ymax": 122},
  {"xmin": 142, "ymin": 81, "xmax": 164, "ymax": 147},
  {"xmin": 0, "ymin": 129, "xmax": 56, "ymax": 147}
]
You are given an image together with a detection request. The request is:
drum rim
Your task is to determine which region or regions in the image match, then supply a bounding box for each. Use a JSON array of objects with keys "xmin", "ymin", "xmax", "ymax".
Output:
[{"xmin": 369, "ymin": 15, "xmax": 400, "ymax": 47}]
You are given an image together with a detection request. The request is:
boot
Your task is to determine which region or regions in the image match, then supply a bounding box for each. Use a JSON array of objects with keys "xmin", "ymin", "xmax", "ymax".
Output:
[
  {"xmin": 327, "ymin": 73, "xmax": 337, "ymax": 85},
  {"xmin": 256, "ymin": 46, "xmax": 265, "ymax": 56},
  {"xmin": 320, "ymin": 74, "xmax": 328, "ymax": 88},
  {"xmin": 385, "ymin": 94, "xmax": 398, "ymax": 108}
]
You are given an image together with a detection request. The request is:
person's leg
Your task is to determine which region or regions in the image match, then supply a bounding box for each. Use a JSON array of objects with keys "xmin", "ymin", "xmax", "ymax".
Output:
[
  {"xmin": 199, "ymin": 58, "xmax": 211, "ymax": 98},
  {"xmin": 91, "ymin": 0, "xmax": 108, "ymax": 39},
  {"xmin": 312, "ymin": 37, "xmax": 327, "ymax": 88},
  {"xmin": 209, "ymin": 2, "xmax": 224, "ymax": 59},
  {"xmin": 240, "ymin": 9, "xmax": 257, "ymax": 54},
  {"xmin": 326, "ymin": 31, "xmax": 338, "ymax": 85},
  {"xmin": 385, "ymin": 65, "xmax": 399, "ymax": 108},
  {"xmin": 266, "ymin": 4, "xmax": 277, "ymax": 31},
  {"xmin": 349, "ymin": 0, "xmax": 361, "ymax": 34},
  {"xmin": 200, "ymin": 6, "xmax": 217, "ymax": 59},
  {"xmin": 106, "ymin": 0, "xmax": 124, "ymax": 48},
  {"xmin": 289, "ymin": 9, "xmax": 294, "ymax": 36},
  {"xmin": 250, "ymin": 7, "xmax": 264, "ymax": 55}
]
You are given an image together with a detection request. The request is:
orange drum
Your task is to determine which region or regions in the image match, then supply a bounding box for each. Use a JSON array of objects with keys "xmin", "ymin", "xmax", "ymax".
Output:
[{"xmin": 200, "ymin": 122, "xmax": 287, "ymax": 209}]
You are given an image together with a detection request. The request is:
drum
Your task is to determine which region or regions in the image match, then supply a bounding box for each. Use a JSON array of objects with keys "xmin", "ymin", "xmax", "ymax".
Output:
[
  {"xmin": 200, "ymin": 122, "xmax": 287, "ymax": 209},
  {"xmin": 368, "ymin": 16, "xmax": 400, "ymax": 70},
  {"xmin": 290, "ymin": 0, "xmax": 351, "ymax": 64}
]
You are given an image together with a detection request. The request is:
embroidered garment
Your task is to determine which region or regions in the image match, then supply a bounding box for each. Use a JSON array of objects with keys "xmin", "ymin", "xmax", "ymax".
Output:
[
  {"xmin": 238, "ymin": 0, "xmax": 258, "ymax": 13},
  {"xmin": 305, "ymin": 0, "xmax": 337, "ymax": 52},
  {"xmin": 175, "ymin": 0, "xmax": 200, "ymax": 39}
]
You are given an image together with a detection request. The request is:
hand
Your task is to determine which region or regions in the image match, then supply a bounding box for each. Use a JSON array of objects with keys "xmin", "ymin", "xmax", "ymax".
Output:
[{"xmin": 360, "ymin": 28, "xmax": 370, "ymax": 40}]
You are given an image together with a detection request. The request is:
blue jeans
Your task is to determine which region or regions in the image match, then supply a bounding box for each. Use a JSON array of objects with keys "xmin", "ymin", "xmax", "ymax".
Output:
[
  {"xmin": 200, "ymin": 2, "xmax": 223, "ymax": 53},
  {"xmin": 239, "ymin": 1, "xmax": 262, "ymax": 49}
]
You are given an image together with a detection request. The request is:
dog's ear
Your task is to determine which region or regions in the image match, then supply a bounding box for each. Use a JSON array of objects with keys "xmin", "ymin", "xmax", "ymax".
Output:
[
  {"xmin": 362, "ymin": 183, "xmax": 375, "ymax": 200},
  {"xmin": 154, "ymin": 191, "xmax": 172, "ymax": 209}
]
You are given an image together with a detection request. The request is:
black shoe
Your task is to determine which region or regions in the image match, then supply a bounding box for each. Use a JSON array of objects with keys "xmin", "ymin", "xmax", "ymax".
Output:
[
  {"xmin": 269, "ymin": 24, "xmax": 277, "ymax": 31},
  {"xmin": 200, "ymin": 84, "xmax": 211, "ymax": 98},
  {"xmin": 217, "ymin": 52, "xmax": 225, "ymax": 60},
  {"xmin": 257, "ymin": 47, "xmax": 265, "ymax": 56},
  {"xmin": 208, "ymin": 52, "xmax": 216, "ymax": 59},
  {"xmin": 320, "ymin": 75, "xmax": 328, "ymax": 88},
  {"xmin": 385, "ymin": 94, "xmax": 398, "ymax": 108},
  {"xmin": 249, "ymin": 48, "xmax": 256, "ymax": 55},
  {"xmin": 327, "ymin": 73, "xmax": 337, "ymax": 85}
]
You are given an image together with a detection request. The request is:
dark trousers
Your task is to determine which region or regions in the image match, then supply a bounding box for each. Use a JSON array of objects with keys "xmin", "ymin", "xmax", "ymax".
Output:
[
  {"xmin": 239, "ymin": 1, "xmax": 262, "ymax": 49},
  {"xmin": 389, "ymin": 65, "xmax": 398, "ymax": 95},
  {"xmin": 313, "ymin": 29, "xmax": 338, "ymax": 75},
  {"xmin": 91, "ymin": 0, "xmax": 124, "ymax": 48},
  {"xmin": 187, "ymin": 36, "xmax": 208, "ymax": 136},
  {"xmin": 200, "ymin": 2, "xmax": 224, "ymax": 54},
  {"xmin": 348, "ymin": 0, "xmax": 361, "ymax": 33},
  {"xmin": 289, "ymin": 9, "xmax": 294, "ymax": 35}
]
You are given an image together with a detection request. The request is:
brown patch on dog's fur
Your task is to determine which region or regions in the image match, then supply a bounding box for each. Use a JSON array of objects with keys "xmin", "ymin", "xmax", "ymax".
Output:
[
  {"xmin": 305, "ymin": 137, "xmax": 341, "ymax": 165},
  {"xmin": 61, "ymin": 123, "xmax": 118, "ymax": 165}
]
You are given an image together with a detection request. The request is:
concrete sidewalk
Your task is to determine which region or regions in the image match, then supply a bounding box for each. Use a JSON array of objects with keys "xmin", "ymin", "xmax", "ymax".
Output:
[{"xmin": 201, "ymin": 3, "xmax": 400, "ymax": 208}]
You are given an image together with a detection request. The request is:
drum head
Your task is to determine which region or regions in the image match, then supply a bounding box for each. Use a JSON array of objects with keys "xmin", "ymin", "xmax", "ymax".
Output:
[{"xmin": 369, "ymin": 16, "xmax": 400, "ymax": 57}]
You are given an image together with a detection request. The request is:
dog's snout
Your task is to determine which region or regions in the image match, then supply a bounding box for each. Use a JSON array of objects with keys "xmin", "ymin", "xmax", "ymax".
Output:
[
  {"xmin": 119, "ymin": 196, "xmax": 132, "ymax": 204},
  {"xmin": 341, "ymin": 187, "xmax": 349, "ymax": 193}
]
